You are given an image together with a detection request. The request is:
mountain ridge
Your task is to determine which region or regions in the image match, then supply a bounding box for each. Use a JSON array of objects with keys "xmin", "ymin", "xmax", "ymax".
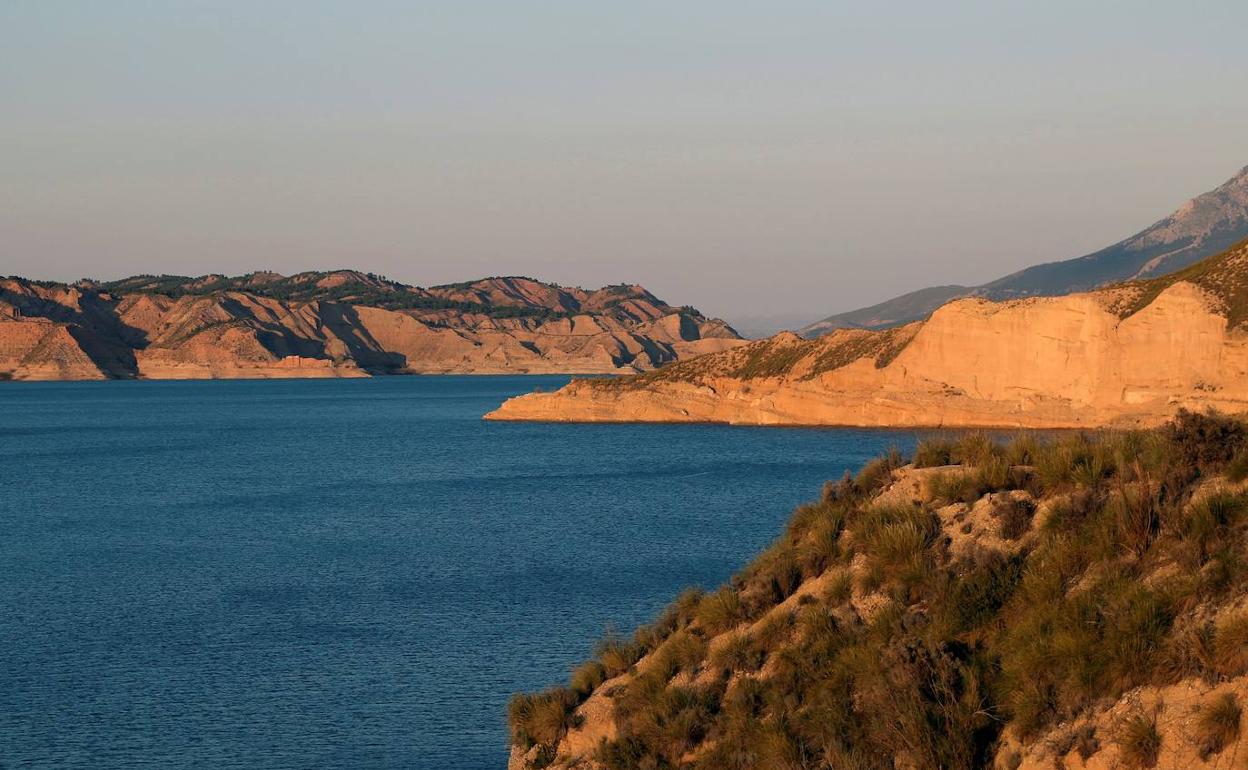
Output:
[
  {"xmin": 801, "ymin": 164, "xmax": 1248, "ymax": 336},
  {"xmin": 0, "ymin": 271, "xmax": 744, "ymax": 380}
]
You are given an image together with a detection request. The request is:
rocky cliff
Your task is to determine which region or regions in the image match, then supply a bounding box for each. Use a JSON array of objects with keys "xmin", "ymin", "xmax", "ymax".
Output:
[
  {"xmin": 507, "ymin": 416, "xmax": 1248, "ymax": 770},
  {"xmin": 0, "ymin": 272, "xmax": 743, "ymax": 380},
  {"xmin": 801, "ymin": 164, "xmax": 1248, "ymax": 336},
  {"xmin": 487, "ymin": 240, "xmax": 1248, "ymax": 429}
]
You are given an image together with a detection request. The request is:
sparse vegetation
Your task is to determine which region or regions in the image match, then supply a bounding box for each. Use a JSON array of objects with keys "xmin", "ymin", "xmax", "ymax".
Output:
[
  {"xmin": 509, "ymin": 411, "xmax": 1248, "ymax": 769},
  {"xmin": 1196, "ymin": 692, "xmax": 1241, "ymax": 759},
  {"xmin": 1117, "ymin": 712, "xmax": 1162, "ymax": 768}
]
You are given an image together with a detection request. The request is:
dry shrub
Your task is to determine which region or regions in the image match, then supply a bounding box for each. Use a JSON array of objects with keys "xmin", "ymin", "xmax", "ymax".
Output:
[
  {"xmin": 992, "ymin": 496, "xmax": 1037, "ymax": 541},
  {"xmin": 914, "ymin": 438, "xmax": 955, "ymax": 468},
  {"xmin": 1073, "ymin": 723, "xmax": 1100, "ymax": 760},
  {"xmin": 1228, "ymin": 450, "xmax": 1248, "ymax": 483},
  {"xmin": 1213, "ymin": 611, "xmax": 1248, "ymax": 676},
  {"xmin": 825, "ymin": 568, "xmax": 853, "ymax": 605},
  {"xmin": 508, "ymin": 688, "xmax": 579, "ymax": 750},
  {"xmin": 855, "ymin": 449, "xmax": 904, "ymax": 495},
  {"xmin": 597, "ymin": 634, "xmax": 644, "ymax": 678},
  {"xmin": 1196, "ymin": 692, "xmax": 1241, "ymax": 759},
  {"xmin": 569, "ymin": 660, "xmax": 607, "ymax": 697},
  {"xmin": 710, "ymin": 630, "xmax": 762, "ymax": 673},
  {"xmin": 1116, "ymin": 712, "xmax": 1161, "ymax": 768},
  {"xmin": 1165, "ymin": 409, "xmax": 1248, "ymax": 471},
  {"xmin": 695, "ymin": 587, "xmax": 743, "ymax": 635},
  {"xmin": 1158, "ymin": 621, "xmax": 1216, "ymax": 682}
]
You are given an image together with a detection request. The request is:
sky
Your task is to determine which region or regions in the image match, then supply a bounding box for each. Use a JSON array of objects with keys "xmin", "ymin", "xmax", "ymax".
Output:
[{"xmin": 2, "ymin": 2, "xmax": 1247, "ymax": 327}]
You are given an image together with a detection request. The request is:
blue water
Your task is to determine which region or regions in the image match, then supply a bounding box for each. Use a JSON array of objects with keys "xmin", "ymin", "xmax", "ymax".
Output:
[{"xmin": 0, "ymin": 376, "xmax": 923, "ymax": 769}]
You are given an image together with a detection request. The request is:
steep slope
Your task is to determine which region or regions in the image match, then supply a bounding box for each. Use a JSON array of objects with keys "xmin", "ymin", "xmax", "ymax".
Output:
[
  {"xmin": 0, "ymin": 273, "xmax": 744, "ymax": 380},
  {"xmin": 508, "ymin": 416, "xmax": 1248, "ymax": 770},
  {"xmin": 487, "ymin": 240, "xmax": 1248, "ymax": 429},
  {"xmin": 801, "ymin": 164, "xmax": 1248, "ymax": 336}
]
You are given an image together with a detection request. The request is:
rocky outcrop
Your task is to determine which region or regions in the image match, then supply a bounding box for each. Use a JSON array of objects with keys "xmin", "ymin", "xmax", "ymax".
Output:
[
  {"xmin": 487, "ymin": 241, "xmax": 1248, "ymax": 429},
  {"xmin": 0, "ymin": 273, "xmax": 744, "ymax": 380}
]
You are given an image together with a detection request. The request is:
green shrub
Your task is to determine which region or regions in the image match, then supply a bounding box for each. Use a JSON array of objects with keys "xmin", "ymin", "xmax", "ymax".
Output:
[
  {"xmin": 929, "ymin": 460, "xmax": 1021, "ymax": 504},
  {"xmin": 1033, "ymin": 436, "xmax": 1113, "ymax": 492},
  {"xmin": 1106, "ymin": 485, "xmax": 1162, "ymax": 558},
  {"xmin": 1175, "ymin": 492, "xmax": 1248, "ymax": 565},
  {"xmin": 999, "ymin": 578, "xmax": 1172, "ymax": 735}
]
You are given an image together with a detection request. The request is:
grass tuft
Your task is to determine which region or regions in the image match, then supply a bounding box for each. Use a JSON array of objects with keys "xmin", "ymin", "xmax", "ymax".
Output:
[
  {"xmin": 1116, "ymin": 712, "xmax": 1161, "ymax": 769},
  {"xmin": 1196, "ymin": 692, "xmax": 1241, "ymax": 759}
]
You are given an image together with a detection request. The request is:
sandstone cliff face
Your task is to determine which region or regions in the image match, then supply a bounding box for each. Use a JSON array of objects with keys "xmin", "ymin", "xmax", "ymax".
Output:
[
  {"xmin": 487, "ymin": 242, "xmax": 1248, "ymax": 429},
  {"xmin": 0, "ymin": 273, "xmax": 743, "ymax": 380}
]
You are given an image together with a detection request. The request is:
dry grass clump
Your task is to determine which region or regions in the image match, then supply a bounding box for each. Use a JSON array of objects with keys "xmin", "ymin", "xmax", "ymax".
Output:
[
  {"xmin": 929, "ymin": 457, "xmax": 1021, "ymax": 505},
  {"xmin": 597, "ymin": 634, "xmax": 646, "ymax": 678},
  {"xmin": 694, "ymin": 587, "xmax": 743, "ymax": 635},
  {"xmin": 854, "ymin": 448, "xmax": 904, "ymax": 495},
  {"xmin": 913, "ymin": 437, "xmax": 955, "ymax": 468},
  {"xmin": 569, "ymin": 661, "xmax": 607, "ymax": 698},
  {"xmin": 508, "ymin": 688, "xmax": 580, "ymax": 752},
  {"xmin": 1196, "ymin": 692, "xmax": 1241, "ymax": 759},
  {"xmin": 1116, "ymin": 712, "xmax": 1161, "ymax": 768},
  {"xmin": 708, "ymin": 629, "xmax": 763, "ymax": 674},
  {"xmin": 1213, "ymin": 611, "xmax": 1248, "ymax": 676},
  {"xmin": 649, "ymin": 631, "xmax": 708, "ymax": 681}
]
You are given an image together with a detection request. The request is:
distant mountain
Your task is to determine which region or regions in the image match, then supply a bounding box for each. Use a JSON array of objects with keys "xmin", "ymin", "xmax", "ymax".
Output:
[
  {"xmin": 0, "ymin": 271, "xmax": 743, "ymax": 380},
  {"xmin": 801, "ymin": 164, "xmax": 1248, "ymax": 336}
]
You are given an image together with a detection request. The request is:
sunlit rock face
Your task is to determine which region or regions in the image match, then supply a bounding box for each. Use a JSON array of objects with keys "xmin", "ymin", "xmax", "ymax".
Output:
[{"xmin": 0, "ymin": 273, "xmax": 745, "ymax": 380}]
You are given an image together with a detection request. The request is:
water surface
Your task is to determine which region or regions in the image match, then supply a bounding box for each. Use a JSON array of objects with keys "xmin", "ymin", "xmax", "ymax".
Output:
[{"xmin": 0, "ymin": 376, "xmax": 923, "ymax": 769}]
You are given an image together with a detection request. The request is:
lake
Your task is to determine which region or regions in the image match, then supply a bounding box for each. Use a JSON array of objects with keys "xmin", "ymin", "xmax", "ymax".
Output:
[{"xmin": 0, "ymin": 376, "xmax": 924, "ymax": 769}]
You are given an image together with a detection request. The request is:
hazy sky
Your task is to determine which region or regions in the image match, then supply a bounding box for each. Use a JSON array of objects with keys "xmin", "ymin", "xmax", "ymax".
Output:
[{"xmin": 2, "ymin": 2, "xmax": 1246, "ymax": 323}]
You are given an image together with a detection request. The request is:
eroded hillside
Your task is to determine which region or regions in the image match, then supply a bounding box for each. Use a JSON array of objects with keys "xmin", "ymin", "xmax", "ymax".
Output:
[
  {"xmin": 0, "ymin": 272, "xmax": 742, "ymax": 380},
  {"xmin": 509, "ymin": 412, "xmax": 1248, "ymax": 770},
  {"xmin": 487, "ymin": 240, "xmax": 1248, "ymax": 429}
]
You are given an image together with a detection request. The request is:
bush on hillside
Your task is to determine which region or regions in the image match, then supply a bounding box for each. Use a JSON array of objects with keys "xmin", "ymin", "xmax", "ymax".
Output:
[{"xmin": 508, "ymin": 413, "xmax": 1248, "ymax": 769}]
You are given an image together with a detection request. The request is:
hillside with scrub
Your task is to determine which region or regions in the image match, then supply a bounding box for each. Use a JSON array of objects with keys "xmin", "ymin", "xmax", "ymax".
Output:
[{"xmin": 509, "ymin": 411, "xmax": 1248, "ymax": 770}]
